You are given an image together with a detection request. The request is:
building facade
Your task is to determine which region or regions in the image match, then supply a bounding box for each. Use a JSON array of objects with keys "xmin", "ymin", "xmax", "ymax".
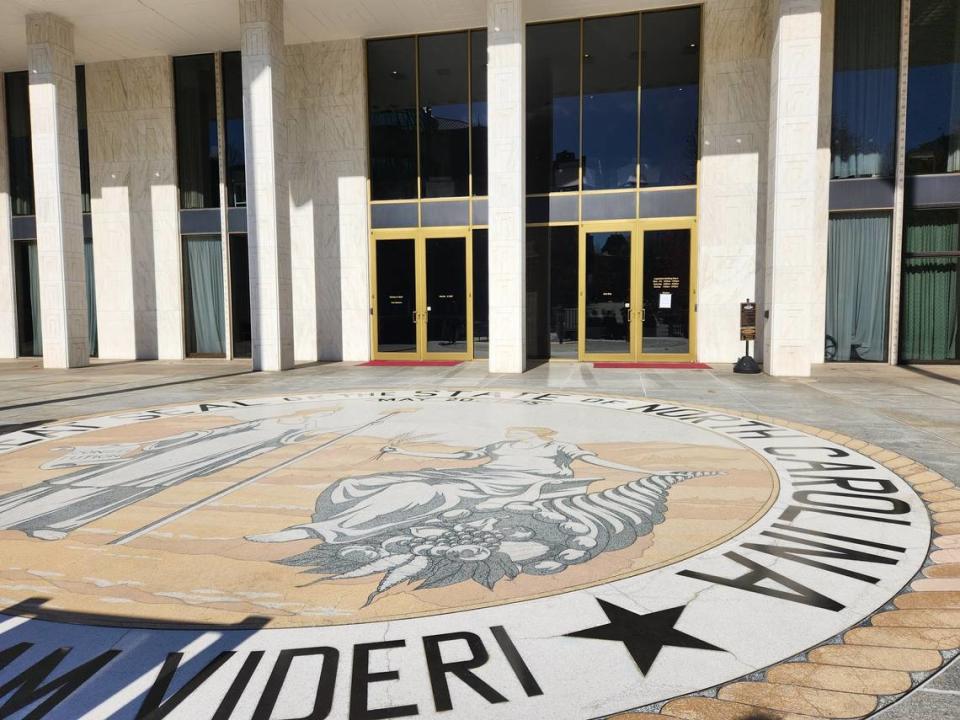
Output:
[{"xmin": 0, "ymin": 0, "xmax": 957, "ymax": 375}]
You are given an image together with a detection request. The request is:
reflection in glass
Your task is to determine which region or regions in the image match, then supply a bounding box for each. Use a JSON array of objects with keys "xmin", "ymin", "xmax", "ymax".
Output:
[
  {"xmin": 222, "ymin": 52, "xmax": 246, "ymax": 207},
  {"xmin": 420, "ymin": 33, "xmax": 469, "ymax": 198},
  {"xmin": 174, "ymin": 55, "xmax": 220, "ymax": 209},
  {"xmin": 77, "ymin": 66, "xmax": 92, "ymax": 213},
  {"xmin": 527, "ymin": 227, "xmax": 579, "ymax": 359},
  {"xmin": 473, "ymin": 230, "xmax": 489, "ymax": 358},
  {"xmin": 471, "ymin": 30, "xmax": 488, "ymax": 196},
  {"xmin": 642, "ymin": 230, "xmax": 691, "ymax": 355},
  {"xmin": 640, "ymin": 8, "xmax": 700, "ymax": 187},
  {"xmin": 527, "ymin": 229, "xmax": 549, "ymax": 359},
  {"xmin": 13, "ymin": 241, "xmax": 41, "ymax": 357},
  {"xmin": 426, "ymin": 237, "xmax": 468, "ymax": 353},
  {"xmin": 549, "ymin": 229, "xmax": 579, "ymax": 357},
  {"xmin": 825, "ymin": 213, "xmax": 891, "ymax": 362},
  {"xmin": 5, "ymin": 72, "xmax": 34, "ymax": 217},
  {"xmin": 84, "ymin": 238, "xmax": 97, "ymax": 357},
  {"xmin": 906, "ymin": 0, "xmax": 960, "ymax": 175},
  {"xmin": 230, "ymin": 234, "xmax": 252, "ymax": 358},
  {"xmin": 585, "ymin": 231, "xmax": 632, "ymax": 355},
  {"xmin": 376, "ymin": 240, "xmax": 418, "ymax": 353},
  {"xmin": 368, "ymin": 38, "xmax": 418, "ymax": 200},
  {"xmin": 900, "ymin": 209, "xmax": 959, "ymax": 362},
  {"xmin": 527, "ymin": 22, "xmax": 581, "ymax": 194},
  {"xmin": 183, "ymin": 236, "xmax": 225, "ymax": 356},
  {"xmin": 583, "ymin": 15, "xmax": 639, "ymax": 190},
  {"xmin": 831, "ymin": 0, "xmax": 899, "ymax": 179}
]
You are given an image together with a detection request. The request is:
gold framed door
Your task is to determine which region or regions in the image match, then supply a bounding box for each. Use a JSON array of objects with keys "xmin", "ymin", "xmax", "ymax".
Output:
[
  {"xmin": 579, "ymin": 222, "xmax": 637, "ymax": 361},
  {"xmin": 578, "ymin": 219, "xmax": 697, "ymax": 362},
  {"xmin": 370, "ymin": 229, "xmax": 473, "ymax": 361},
  {"xmin": 637, "ymin": 218, "xmax": 698, "ymax": 363},
  {"xmin": 421, "ymin": 229, "xmax": 474, "ymax": 361}
]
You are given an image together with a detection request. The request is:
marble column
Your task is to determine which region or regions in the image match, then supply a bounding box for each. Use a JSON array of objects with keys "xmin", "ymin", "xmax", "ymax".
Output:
[
  {"xmin": 0, "ymin": 86, "xmax": 16, "ymax": 359},
  {"xmin": 240, "ymin": 0, "xmax": 294, "ymax": 371},
  {"xmin": 762, "ymin": 0, "xmax": 825, "ymax": 377},
  {"xmin": 698, "ymin": 0, "xmax": 770, "ymax": 363},
  {"xmin": 486, "ymin": 0, "xmax": 526, "ymax": 374},
  {"xmin": 86, "ymin": 57, "xmax": 182, "ymax": 361},
  {"xmin": 27, "ymin": 13, "xmax": 88, "ymax": 368},
  {"xmin": 286, "ymin": 40, "xmax": 370, "ymax": 364}
]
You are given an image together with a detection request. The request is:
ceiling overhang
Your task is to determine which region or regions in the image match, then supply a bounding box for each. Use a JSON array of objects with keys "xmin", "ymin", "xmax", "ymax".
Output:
[{"xmin": 1, "ymin": 0, "xmax": 699, "ymax": 72}]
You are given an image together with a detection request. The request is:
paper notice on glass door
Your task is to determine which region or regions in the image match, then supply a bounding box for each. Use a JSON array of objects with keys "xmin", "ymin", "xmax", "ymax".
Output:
[{"xmin": 659, "ymin": 293, "xmax": 672, "ymax": 309}]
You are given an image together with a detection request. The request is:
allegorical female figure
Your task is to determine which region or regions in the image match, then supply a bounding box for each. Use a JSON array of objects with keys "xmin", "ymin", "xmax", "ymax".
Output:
[
  {"xmin": 0, "ymin": 409, "xmax": 342, "ymax": 540},
  {"xmin": 250, "ymin": 427, "xmax": 667, "ymax": 545}
]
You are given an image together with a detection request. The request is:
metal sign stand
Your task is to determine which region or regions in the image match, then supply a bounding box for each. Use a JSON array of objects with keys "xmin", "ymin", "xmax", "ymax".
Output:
[{"xmin": 734, "ymin": 299, "xmax": 761, "ymax": 374}]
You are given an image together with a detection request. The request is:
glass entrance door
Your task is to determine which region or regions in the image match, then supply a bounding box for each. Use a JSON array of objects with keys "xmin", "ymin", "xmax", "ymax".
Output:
[
  {"xmin": 373, "ymin": 236, "xmax": 419, "ymax": 358},
  {"xmin": 641, "ymin": 227, "xmax": 693, "ymax": 358},
  {"xmin": 424, "ymin": 235, "xmax": 470, "ymax": 356},
  {"xmin": 582, "ymin": 227, "xmax": 634, "ymax": 359},
  {"xmin": 579, "ymin": 220, "xmax": 696, "ymax": 362},
  {"xmin": 371, "ymin": 231, "xmax": 473, "ymax": 360}
]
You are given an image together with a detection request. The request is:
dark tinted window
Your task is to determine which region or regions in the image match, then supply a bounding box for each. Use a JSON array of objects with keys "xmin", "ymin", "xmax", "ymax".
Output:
[
  {"xmin": 77, "ymin": 66, "xmax": 92, "ymax": 213},
  {"xmin": 639, "ymin": 7, "xmax": 700, "ymax": 187},
  {"xmin": 527, "ymin": 21, "xmax": 581, "ymax": 193},
  {"xmin": 368, "ymin": 37, "xmax": 418, "ymax": 200},
  {"xmin": 222, "ymin": 52, "xmax": 246, "ymax": 207},
  {"xmin": 906, "ymin": 0, "xmax": 960, "ymax": 175},
  {"xmin": 473, "ymin": 230, "xmax": 488, "ymax": 356},
  {"xmin": 471, "ymin": 30, "xmax": 488, "ymax": 196},
  {"xmin": 526, "ymin": 226, "xmax": 579, "ymax": 359},
  {"xmin": 583, "ymin": 15, "xmax": 639, "ymax": 190},
  {"xmin": 14, "ymin": 241, "xmax": 41, "ymax": 356},
  {"xmin": 230, "ymin": 234, "xmax": 251, "ymax": 358},
  {"xmin": 5, "ymin": 72, "xmax": 34, "ymax": 216},
  {"xmin": 831, "ymin": 0, "xmax": 899, "ymax": 179},
  {"xmin": 174, "ymin": 54, "xmax": 219, "ymax": 209},
  {"xmin": 419, "ymin": 33, "xmax": 470, "ymax": 198}
]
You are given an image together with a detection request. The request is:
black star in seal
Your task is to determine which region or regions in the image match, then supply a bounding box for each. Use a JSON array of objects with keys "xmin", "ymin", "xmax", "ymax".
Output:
[{"xmin": 565, "ymin": 599, "xmax": 725, "ymax": 675}]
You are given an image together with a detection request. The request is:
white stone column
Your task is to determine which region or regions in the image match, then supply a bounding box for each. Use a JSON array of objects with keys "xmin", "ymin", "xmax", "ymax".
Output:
[
  {"xmin": 0, "ymin": 85, "xmax": 16, "ymax": 359},
  {"xmin": 286, "ymin": 39, "xmax": 370, "ymax": 364},
  {"xmin": 240, "ymin": 0, "xmax": 294, "ymax": 371},
  {"xmin": 87, "ymin": 57, "xmax": 182, "ymax": 361},
  {"xmin": 762, "ymin": 0, "xmax": 824, "ymax": 377},
  {"xmin": 27, "ymin": 13, "xmax": 88, "ymax": 368},
  {"xmin": 487, "ymin": 0, "xmax": 526, "ymax": 374}
]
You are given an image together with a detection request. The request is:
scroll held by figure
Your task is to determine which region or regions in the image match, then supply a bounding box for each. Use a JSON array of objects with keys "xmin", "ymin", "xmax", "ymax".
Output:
[{"xmin": 0, "ymin": 409, "xmax": 344, "ymax": 540}]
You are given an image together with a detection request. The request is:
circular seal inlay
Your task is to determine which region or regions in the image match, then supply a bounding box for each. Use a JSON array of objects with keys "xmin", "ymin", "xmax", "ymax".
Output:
[{"xmin": 0, "ymin": 390, "xmax": 941, "ymax": 720}]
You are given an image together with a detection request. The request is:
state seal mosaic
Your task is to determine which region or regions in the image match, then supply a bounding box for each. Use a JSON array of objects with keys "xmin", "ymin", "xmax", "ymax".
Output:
[{"xmin": 0, "ymin": 389, "xmax": 951, "ymax": 720}]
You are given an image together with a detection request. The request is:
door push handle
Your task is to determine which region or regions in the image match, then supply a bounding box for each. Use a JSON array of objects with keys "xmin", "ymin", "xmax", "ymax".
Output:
[
  {"xmin": 412, "ymin": 311, "xmax": 417, "ymax": 324},
  {"xmin": 641, "ymin": 308, "xmax": 646, "ymax": 322}
]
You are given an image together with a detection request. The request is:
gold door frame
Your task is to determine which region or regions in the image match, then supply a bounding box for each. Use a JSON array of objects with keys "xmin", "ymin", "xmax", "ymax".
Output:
[
  {"xmin": 578, "ymin": 220, "xmax": 638, "ymax": 363},
  {"xmin": 579, "ymin": 218, "xmax": 698, "ymax": 363},
  {"xmin": 370, "ymin": 228, "xmax": 474, "ymax": 361}
]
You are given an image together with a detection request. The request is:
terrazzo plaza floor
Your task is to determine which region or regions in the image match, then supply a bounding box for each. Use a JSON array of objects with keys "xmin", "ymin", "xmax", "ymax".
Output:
[{"xmin": 0, "ymin": 358, "xmax": 958, "ymax": 720}]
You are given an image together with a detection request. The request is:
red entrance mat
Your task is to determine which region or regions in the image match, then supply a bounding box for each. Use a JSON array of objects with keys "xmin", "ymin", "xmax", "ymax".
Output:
[
  {"xmin": 360, "ymin": 360, "xmax": 463, "ymax": 367},
  {"xmin": 593, "ymin": 361, "xmax": 712, "ymax": 369}
]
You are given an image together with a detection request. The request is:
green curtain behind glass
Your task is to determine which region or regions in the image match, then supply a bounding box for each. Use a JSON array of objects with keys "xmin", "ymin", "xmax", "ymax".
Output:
[
  {"xmin": 184, "ymin": 236, "xmax": 225, "ymax": 355},
  {"xmin": 84, "ymin": 239, "xmax": 98, "ymax": 357},
  {"xmin": 27, "ymin": 241, "xmax": 42, "ymax": 355},
  {"xmin": 825, "ymin": 213, "xmax": 891, "ymax": 361},
  {"xmin": 901, "ymin": 211, "xmax": 959, "ymax": 361}
]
